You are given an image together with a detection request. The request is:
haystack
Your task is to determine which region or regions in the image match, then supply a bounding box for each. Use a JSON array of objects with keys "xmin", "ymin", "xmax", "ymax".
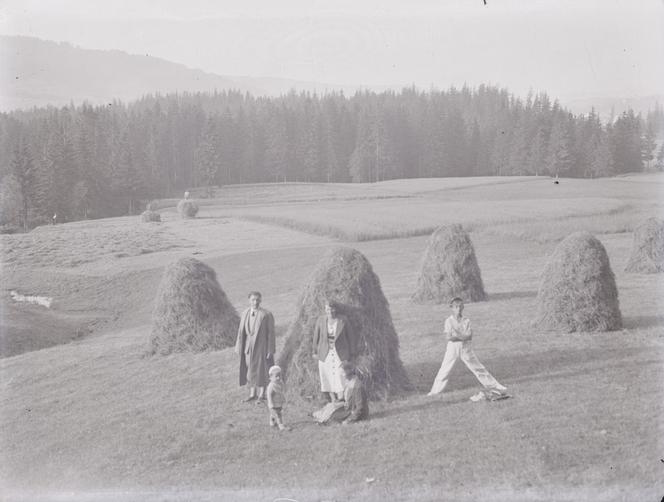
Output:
[
  {"xmin": 141, "ymin": 210, "xmax": 161, "ymax": 222},
  {"xmin": 625, "ymin": 217, "xmax": 664, "ymax": 273},
  {"xmin": 536, "ymin": 231, "xmax": 621, "ymax": 333},
  {"xmin": 148, "ymin": 257, "xmax": 239, "ymax": 355},
  {"xmin": 177, "ymin": 199, "xmax": 199, "ymax": 218},
  {"xmin": 412, "ymin": 224, "xmax": 487, "ymax": 303},
  {"xmin": 278, "ymin": 246, "xmax": 412, "ymax": 400}
]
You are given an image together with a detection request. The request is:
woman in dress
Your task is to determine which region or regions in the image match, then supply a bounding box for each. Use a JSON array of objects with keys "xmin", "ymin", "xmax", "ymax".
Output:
[{"xmin": 312, "ymin": 300, "xmax": 357, "ymax": 402}]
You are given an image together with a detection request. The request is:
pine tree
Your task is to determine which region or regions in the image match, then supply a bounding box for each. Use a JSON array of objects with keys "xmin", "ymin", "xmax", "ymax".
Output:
[
  {"xmin": 348, "ymin": 107, "xmax": 376, "ymax": 183},
  {"xmin": 10, "ymin": 143, "xmax": 36, "ymax": 230},
  {"xmin": 641, "ymin": 118, "xmax": 657, "ymax": 170},
  {"xmin": 655, "ymin": 143, "xmax": 664, "ymax": 171},
  {"xmin": 194, "ymin": 117, "xmax": 220, "ymax": 192}
]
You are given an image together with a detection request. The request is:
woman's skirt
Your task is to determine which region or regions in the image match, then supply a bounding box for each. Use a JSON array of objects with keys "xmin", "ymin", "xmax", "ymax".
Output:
[{"xmin": 318, "ymin": 345, "xmax": 346, "ymax": 393}]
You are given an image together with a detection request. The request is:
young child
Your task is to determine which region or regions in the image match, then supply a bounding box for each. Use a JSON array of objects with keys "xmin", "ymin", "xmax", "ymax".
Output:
[
  {"xmin": 266, "ymin": 365, "xmax": 290, "ymax": 430},
  {"xmin": 427, "ymin": 297, "xmax": 508, "ymax": 401}
]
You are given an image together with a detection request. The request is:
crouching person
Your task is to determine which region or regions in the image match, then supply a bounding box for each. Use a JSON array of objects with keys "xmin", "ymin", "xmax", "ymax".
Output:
[
  {"xmin": 312, "ymin": 361, "xmax": 368, "ymax": 424},
  {"xmin": 341, "ymin": 361, "xmax": 368, "ymax": 424}
]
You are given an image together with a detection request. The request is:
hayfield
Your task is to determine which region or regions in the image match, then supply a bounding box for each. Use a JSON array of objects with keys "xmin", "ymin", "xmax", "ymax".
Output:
[{"xmin": 1, "ymin": 175, "xmax": 663, "ymax": 501}]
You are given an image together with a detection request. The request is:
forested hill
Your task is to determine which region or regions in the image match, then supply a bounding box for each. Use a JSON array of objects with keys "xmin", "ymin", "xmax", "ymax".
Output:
[
  {"xmin": 1, "ymin": 36, "xmax": 287, "ymax": 111},
  {"xmin": 2, "ymin": 86, "xmax": 663, "ymax": 230}
]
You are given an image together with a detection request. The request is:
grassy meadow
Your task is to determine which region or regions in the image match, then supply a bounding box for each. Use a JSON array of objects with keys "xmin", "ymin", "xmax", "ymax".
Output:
[{"xmin": 1, "ymin": 175, "xmax": 663, "ymax": 501}]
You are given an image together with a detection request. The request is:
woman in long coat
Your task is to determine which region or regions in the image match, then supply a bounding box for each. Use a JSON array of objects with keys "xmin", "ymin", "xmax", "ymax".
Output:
[{"xmin": 312, "ymin": 300, "xmax": 358, "ymax": 402}]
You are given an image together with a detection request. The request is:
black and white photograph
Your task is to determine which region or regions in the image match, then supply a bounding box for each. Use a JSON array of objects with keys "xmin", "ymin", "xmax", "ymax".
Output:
[{"xmin": 0, "ymin": 1, "xmax": 663, "ymax": 500}]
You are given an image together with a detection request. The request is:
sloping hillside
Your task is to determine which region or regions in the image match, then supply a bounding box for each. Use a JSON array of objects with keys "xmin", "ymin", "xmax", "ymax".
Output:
[{"xmin": 0, "ymin": 36, "xmax": 268, "ymax": 110}]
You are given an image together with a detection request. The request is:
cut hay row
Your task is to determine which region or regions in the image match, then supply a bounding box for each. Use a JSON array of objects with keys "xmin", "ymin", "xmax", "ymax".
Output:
[
  {"xmin": 141, "ymin": 210, "xmax": 161, "ymax": 222},
  {"xmin": 278, "ymin": 246, "xmax": 412, "ymax": 400},
  {"xmin": 536, "ymin": 231, "xmax": 622, "ymax": 333},
  {"xmin": 624, "ymin": 217, "xmax": 664, "ymax": 273},
  {"xmin": 148, "ymin": 257, "xmax": 239, "ymax": 355},
  {"xmin": 177, "ymin": 199, "xmax": 199, "ymax": 218},
  {"xmin": 412, "ymin": 224, "xmax": 487, "ymax": 304}
]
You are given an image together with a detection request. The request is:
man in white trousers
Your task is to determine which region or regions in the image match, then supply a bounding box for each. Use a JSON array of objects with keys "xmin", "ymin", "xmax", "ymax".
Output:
[{"xmin": 427, "ymin": 297, "xmax": 507, "ymax": 401}]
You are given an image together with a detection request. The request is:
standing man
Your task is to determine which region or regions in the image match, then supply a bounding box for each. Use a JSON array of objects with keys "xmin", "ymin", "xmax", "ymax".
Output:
[{"xmin": 235, "ymin": 291, "xmax": 276, "ymax": 402}]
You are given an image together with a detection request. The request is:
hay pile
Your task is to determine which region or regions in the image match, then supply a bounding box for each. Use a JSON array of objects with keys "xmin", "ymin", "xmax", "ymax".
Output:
[
  {"xmin": 625, "ymin": 217, "xmax": 664, "ymax": 273},
  {"xmin": 412, "ymin": 224, "xmax": 487, "ymax": 303},
  {"xmin": 141, "ymin": 210, "xmax": 161, "ymax": 222},
  {"xmin": 536, "ymin": 231, "xmax": 621, "ymax": 333},
  {"xmin": 278, "ymin": 246, "xmax": 412, "ymax": 400},
  {"xmin": 148, "ymin": 257, "xmax": 239, "ymax": 355},
  {"xmin": 177, "ymin": 199, "xmax": 199, "ymax": 218}
]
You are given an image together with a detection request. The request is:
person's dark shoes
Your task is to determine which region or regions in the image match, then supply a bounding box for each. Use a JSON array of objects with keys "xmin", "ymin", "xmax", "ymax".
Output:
[{"xmin": 256, "ymin": 396, "xmax": 267, "ymax": 405}]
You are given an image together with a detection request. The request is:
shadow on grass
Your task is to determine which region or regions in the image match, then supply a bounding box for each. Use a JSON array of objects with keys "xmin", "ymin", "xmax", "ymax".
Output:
[
  {"xmin": 621, "ymin": 315, "xmax": 664, "ymax": 330},
  {"xmin": 389, "ymin": 345, "xmax": 657, "ymax": 421}
]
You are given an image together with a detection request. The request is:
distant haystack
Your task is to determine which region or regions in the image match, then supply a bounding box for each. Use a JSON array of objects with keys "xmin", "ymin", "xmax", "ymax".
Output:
[
  {"xmin": 278, "ymin": 246, "xmax": 412, "ymax": 400},
  {"xmin": 625, "ymin": 217, "xmax": 664, "ymax": 273},
  {"xmin": 177, "ymin": 199, "xmax": 199, "ymax": 219},
  {"xmin": 536, "ymin": 232, "xmax": 621, "ymax": 333},
  {"xmin": 148, "ymin": 257, "xmax": 239, "ymax": 355},
  {"xmin": 412, "ymin": 224, "xmax": 487, "ymax": 304},
  {"xmin": 141, "ymin": 210, "xmax": 161, "ymax": 222}
]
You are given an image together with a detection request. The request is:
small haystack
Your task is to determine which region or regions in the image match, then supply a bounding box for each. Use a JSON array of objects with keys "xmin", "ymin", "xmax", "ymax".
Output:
[
  {"xmin": 177, "ymin": 199, "xmax": 199, "ymax": 218},
  {"xmin": 625, "ymin": 217, "xmax": 664, "ymax": 273},
  {"xmin": 536, "ymin": 231, "xmax": 621, "ymax": 333},
  {"xmin": 148, "ymin": 257, "xmax": 239, "ymax": 355},
  {"xmin": 412, "ymin": 224, "xmax": 487, "ymax": 304},
  {"xmin": 278, "ymin": 246, "xmax": 412, "ymax": 400},
  {"xmin": 141, "ymin": 210, "xmax": 161, "ymax": 222}
]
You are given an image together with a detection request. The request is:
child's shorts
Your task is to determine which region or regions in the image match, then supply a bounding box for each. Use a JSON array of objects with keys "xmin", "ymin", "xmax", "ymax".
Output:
[{"xmin": 269, "ymin": 407, "xmax": 283, "ymax": 425}]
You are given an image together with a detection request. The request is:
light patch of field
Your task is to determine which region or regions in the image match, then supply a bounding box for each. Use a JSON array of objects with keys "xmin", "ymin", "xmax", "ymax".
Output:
[
  {"xmin": 477, "ymin": 203, "xmax": 664, "ymax": 243},
  {"xmin": 0, "ymin": 217, "xmax": 189, "ymax": 269},
  {"xmin": 0, "ymin": 213, "xmax": 333, "ymax": 276},
  {"xmin": 229, "ymin": 197, "xmax": 629, "ymax": 241},
  {"xmin": 153, "ymin": 176, "xmax": 537, "ymax": 209}
]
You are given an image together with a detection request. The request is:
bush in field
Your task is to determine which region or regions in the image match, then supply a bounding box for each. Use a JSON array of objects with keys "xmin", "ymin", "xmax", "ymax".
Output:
[
  {"xmin": 412, "ymin": 224, "xmax": 487, "ymax": 304},
  {"xmin": 536, "ymin": 231, "xmax": 621, "ymax": 333},
  {"xmin": 625, "ymin": 217, "xmax": 664, "ymax": 273},
  {"xmin": 148, "ymin": 257, "xmax": 239, "ymax": 355},
  {"xmin": 278, "ymin": 246, "xmax": 412, "ymax": 400},
  {"xmin": 177, "ymin": 199, "xmax": 199, "ymax": 218},
  {"xmin": 141, "ymin": 210, "xmax": 161, "ymax": 222}
]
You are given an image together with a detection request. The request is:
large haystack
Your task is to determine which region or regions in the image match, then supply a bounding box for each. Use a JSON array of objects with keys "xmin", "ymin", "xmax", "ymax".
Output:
[
  {"xmin": 177, "ymin": 199, "xmax": 199, "ymax": 218},
  {"xmin": 141, "ymin": 210, "xmax": 161, "ymax": 222},
  {"xmin": 625, "ymin": 217, "xmax": 664, "ymax": 273},
  {"xmin": 536, "ymin": 231, "xmax": 621, "ymax": 333},
  {"xmin": 278, "ymin": 246, "xmax": 412, "ymax": 400},
  {"xmin": 148, "ymin": 257, "xmax": 239, "ymax": 355},
  {"xmin": 412, "ymin": 224, "xmax": 487, "ymax": 303}
]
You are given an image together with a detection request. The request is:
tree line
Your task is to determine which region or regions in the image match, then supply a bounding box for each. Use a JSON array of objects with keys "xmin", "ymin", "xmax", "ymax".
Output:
[{"xmin": 1, "ymin": 85, "xmax": 663, "ymax": 230}]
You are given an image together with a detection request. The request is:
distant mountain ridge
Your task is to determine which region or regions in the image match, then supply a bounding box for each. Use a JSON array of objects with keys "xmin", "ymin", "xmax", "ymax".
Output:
[
  {"xmin": 0, "ymin": 36, "xmax": 365, "ymax": 111},
  {"xmin": 1, "ymin": 35, "xmax": 661, "ymax": 117}
]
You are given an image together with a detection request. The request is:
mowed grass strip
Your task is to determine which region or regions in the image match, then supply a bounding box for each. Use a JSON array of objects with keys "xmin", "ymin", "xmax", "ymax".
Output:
[{"xmin": 234, "ymin": 197, "xmax": 630, "ymax": 241}]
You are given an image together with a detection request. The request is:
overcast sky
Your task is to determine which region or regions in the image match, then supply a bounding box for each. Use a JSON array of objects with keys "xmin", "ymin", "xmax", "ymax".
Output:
[{"xmin": 1, "ymin": 0, "xmax": 663, "ymax": 99}]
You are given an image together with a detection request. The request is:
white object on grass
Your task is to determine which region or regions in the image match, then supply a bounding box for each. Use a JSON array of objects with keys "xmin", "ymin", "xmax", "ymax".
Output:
[{"xmin": 10, "ymin": 290, "xmax": 52, "ymax": 308}]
